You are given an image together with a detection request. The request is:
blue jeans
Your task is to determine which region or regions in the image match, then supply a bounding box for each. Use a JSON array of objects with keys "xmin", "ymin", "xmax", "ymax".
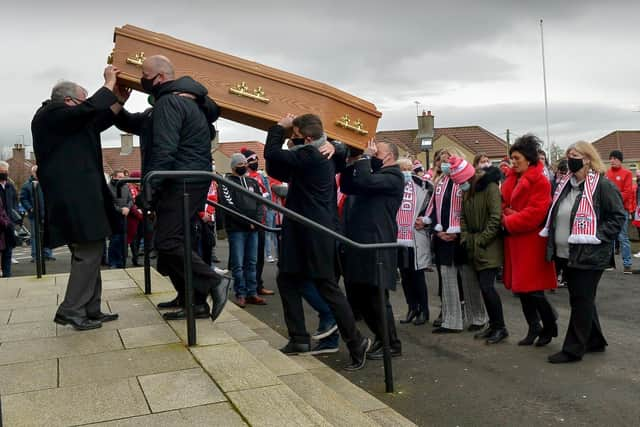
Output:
[
  {"xmin": 301, "ymin": 281, "xmax": 339, "ymax": 346},
  {"xmin": 228, "ymin": 231, "xmax": 259, "ymax": 297},
  {"xmin": 108, "ymin": 234, "xmax": 125, "ymax": 268},
  {"xmin": 265, "ymin": 210, "xmax": 278, "ymax": 259},
  {"xmin": 617, "ymin": 214, "xmax": 632, "ymax": 268}
]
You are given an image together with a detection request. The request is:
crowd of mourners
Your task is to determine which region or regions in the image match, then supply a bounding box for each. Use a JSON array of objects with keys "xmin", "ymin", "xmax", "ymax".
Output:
[{"xmin": 27, "ymin": 57, "xmax": 635, "ymax": 371}]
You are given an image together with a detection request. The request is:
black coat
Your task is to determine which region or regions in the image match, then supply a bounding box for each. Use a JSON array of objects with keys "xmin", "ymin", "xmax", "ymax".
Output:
[
  {"xmin": 31, "ymin": 87, "xmax": 120, "ymax": 248},
  {"xmin": 0, "ymin": 182, "xmax": 20, "ymax": 249},
  {"xmin": 264, "ymin": 125, "xmax": 338, "ymax": 280},
  {"xmin": 340, "ymin": 161, "xmax": 404, "ymax": 289},
  {"xmin": 115, "ymin": 76, "xmax": 219, "ymax": 184},
  {"xmin": 219, "ymin": 175, "xmax": 263, "ymax": 232},
  {"xmin": 545, "ymin": 174, "xmax": 626, "ymax": 270}
]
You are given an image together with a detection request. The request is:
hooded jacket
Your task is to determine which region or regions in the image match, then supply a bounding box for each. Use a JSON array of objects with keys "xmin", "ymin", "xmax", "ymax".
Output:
[
  {"xmin": 461, "ymin": 166, "xmax": 503, "ymax": 271},
  {"xmin": 219, "ymin": 174, "xmax": 263, "ymax": 232},
  {"xmin": 115, "ymin": 76, "xmax": 220, "ymax": 181}
]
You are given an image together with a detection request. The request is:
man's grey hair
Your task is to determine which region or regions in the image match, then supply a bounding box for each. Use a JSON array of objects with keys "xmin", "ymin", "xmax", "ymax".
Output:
[
  {"xmin": 51, "ymin": 81, "xmax": 86, "ymax": 103},
  {"xmin": 0, "ymin": 161, "xmax": 9, "ymax": 170}
]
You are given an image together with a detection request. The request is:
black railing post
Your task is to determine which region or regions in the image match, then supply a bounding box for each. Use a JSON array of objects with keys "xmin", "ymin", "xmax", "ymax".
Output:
[
  {"xmin": 183, "ymin": 190, "xmax": 196, "ymax": 346},
  {"xmin": 32, "ymin": 181, "xmax": 43, "ymax": 278},
  {"xmin": 377, "ymin": 250, "xmax": 394, "ymax": 393},
  {"xmin": 143, "ymin": 209, "xmax": 152, "ymax": 295}
]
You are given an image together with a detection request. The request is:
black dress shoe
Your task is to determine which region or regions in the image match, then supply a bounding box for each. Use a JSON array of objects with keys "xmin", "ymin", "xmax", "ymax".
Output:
[
  {"xmin": 432, "ymin": 312, "xmax": 443, "ymax": 328},
  {"xmin": 413, "ymin": 310, "xmax": 428, "ymax": 325},
  {"xmin": 518, "ymin": 324, "xmax": 542, "ymax": 346},
  {"xmin": 163, "ymin": 304, "xmax": 211, "ymax": 320},
  {"xmin": 400, "ymin": 309, "xmax": 418, "ymax": 324},
  {"xmin": 366, "ymin": 342, "xmax": 402, "ymax": 360},
  {"xmin": 474, "ymin": 325, "xmax": 493, "ymax": 339},
  {"xmin": 54, "ymin": 314, "xmax": 102, "ymax": 331},
  {"xmin": 280, "ymin": 341, "xmax": 311, "ymax": 355},
  {"xmin": 88, "ymin": 312, "xmax": 119, "ymax": 323},
  {"xmin": 157, "ymin": 297, "xmax": 182, "ymax": 309},
  {"xmin": 467, "ymin": 323, "xmax": 486, "ymax": 332},
  {"xmin": 344, "ymin": 337, "xmax": 372, "ymax": 371},
  {"xmin": 210, "ymin": 278, "xmax": 231, "ymax": 322},
  {"xmin": 432, "ymin": 326, "xmax": 461, "ymax": 334},
  {"xmin": 485, "ymin": 328, "xmax": 509, "ymax": 344},
  {"xmin": 548, "ymin": 351, "xmax": 581, "ymax": 364},
  {"xmin": 535, "ymin": 323, "xmax": 558, "ymax": 347}
]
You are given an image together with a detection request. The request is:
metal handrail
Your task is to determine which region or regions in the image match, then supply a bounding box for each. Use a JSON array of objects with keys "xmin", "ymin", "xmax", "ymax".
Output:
[
  {"xmin": 142, "ymin": 170, "xmax": 400, "ymax": 393},
  {"xmin": 143, "ymin": 171, "xmax": 399, "ymax": 251},
  {"xmin": 32, "ymin": 180, "xmax": 45, "ymax": 277},
  {"xmin": 206, "ymin": 200, "xmax": 281, "ymax": 233}
]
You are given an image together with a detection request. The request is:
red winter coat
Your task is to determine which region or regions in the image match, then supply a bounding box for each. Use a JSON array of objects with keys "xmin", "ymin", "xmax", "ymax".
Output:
[{"xmin": 501, "ymin": 163, "xmax": 557, "ymax": 292}]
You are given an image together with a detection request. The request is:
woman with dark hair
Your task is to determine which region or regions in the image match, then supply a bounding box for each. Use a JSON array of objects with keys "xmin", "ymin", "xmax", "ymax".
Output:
[
  {"xmin": 501, "ymin": 134, "xmax": 558, "ymax": 347},
  {"xmin": 541, "ymin": 142, "xmax": 625, "ymax": 363},
  {"xmin": 461, "ymin": 163, "xmax": 508, "ymax": 344}
]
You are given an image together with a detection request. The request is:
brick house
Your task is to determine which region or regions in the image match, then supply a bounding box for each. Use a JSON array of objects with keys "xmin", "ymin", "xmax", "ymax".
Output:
[{"xmin": 592, "ymin": 130, "xmax": 640, "ymax": 173}]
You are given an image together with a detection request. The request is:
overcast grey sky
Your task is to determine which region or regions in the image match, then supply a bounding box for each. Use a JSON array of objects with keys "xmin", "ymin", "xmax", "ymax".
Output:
[{"xmin": 2, "ymin": 0, "xmax": 640, "ymax": 151}]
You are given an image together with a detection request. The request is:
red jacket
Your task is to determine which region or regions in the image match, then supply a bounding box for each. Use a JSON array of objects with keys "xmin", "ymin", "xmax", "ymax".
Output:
[
  {"xmin": 199, "ymin": 181, "xmax": 218, "ymax": 220},
  {"xmin": 606, "ymin": 167, "xmax": 634, "ymax": 213},
  {"xmin": 501, "ymin": 163, "xmax": 556, "ymax": 292}
]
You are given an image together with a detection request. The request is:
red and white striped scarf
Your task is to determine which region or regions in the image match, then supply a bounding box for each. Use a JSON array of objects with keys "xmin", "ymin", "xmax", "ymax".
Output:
[
  {"xmin": 540, "ymin": 171, "xmax": 601, "ymax": 244},
  {"xmin": 397, "ymin": 179, "xmax": 417, "ymax": 246},
  {"xmin": 425, "ymin": 175, "xmax": 463, "ymax": 233}
]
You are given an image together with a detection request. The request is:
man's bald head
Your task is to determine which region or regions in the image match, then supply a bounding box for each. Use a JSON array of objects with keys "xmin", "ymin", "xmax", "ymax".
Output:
[{"xmin": 141, "ymin": 55, "xmax": 175, "ymax": 84}]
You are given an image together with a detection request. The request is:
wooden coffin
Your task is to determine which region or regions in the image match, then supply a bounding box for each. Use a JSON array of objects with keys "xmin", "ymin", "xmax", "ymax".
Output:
[{"xmin": 109, "ymin": 25, "xmax": 381, "ymax": 149}]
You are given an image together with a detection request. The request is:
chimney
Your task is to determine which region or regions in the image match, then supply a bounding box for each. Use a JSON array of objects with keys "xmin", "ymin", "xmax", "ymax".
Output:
[
  {"xmin": 415, "ymin": 110, "xmax": 434, "ymax": 152},
  {"xmin": 12, "ymin": 143, "xmax": 25, "ymax": 162},
  {"xmin": 120, "ymin": 133, "xmax": 133, "ymax": 155}
]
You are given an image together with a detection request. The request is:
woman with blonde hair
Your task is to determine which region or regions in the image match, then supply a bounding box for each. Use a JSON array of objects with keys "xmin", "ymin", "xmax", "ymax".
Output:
[{"xmin": 540, "ymin": 141, "xmax": 625, "ymax": 363}]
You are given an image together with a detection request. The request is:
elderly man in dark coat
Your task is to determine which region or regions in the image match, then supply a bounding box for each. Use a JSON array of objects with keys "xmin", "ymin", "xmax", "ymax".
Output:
[
  {"xmin": 264, "ymin": 113, "xmax": 371, "ymax": 371},
  {"xmin": 31, "ymin": 66, "xmax": 123, "ymax": 330},
  {"xmin": 340, "ymin": 140, "xmax": 405, "ymax": 359}
]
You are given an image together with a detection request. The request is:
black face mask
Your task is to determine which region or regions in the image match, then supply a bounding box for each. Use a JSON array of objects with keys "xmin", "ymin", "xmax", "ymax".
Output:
[
  {"xmin": 140, "ymin": 74, "xmax": 160, "ymax": 93},
  {"xmin": 235, "ymin": 166, "xmax": 247, "ymax": 176},
  {"xmin": 370, "ymin": 157, "xmax": 383, "ymax": 172},
  {"xmin": 568, "ymin": 157, "xmax": 584, "ymax": 173},
  {"xmin": 291, "ymin": 137, "xmax": 305, "ymax": 146},
  {"xmin": 0, "ymin": 173, "xmax": 7, "ymax": 181},
  {"xmin": 248, "ymin": 162, "xmax": 259, "ymax": 171}
]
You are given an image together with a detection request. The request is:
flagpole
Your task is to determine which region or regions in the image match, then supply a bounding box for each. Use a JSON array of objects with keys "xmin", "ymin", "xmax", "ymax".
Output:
[{"xmin": 540, "ymin": 19, "xmax": 551, "ymax": 156}]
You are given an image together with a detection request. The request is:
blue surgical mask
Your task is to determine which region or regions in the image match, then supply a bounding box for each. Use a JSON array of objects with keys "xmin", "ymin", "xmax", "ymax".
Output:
[
  {"xmin": 441, "ymin": 162, "xmax": 451, "ymax": 175},
  {"xmin": 460, "ymin": 181, "xmax": 471, "ymax": 192},
  {"xmin": 402, "ymin": 171, "xmax": 412, "ymax": 183}
]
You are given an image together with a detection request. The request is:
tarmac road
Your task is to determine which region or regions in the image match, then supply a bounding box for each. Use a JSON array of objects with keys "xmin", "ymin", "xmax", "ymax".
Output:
[{"xmin": 11, "ymin": 240, "xmax": 640, "ymax": 426}]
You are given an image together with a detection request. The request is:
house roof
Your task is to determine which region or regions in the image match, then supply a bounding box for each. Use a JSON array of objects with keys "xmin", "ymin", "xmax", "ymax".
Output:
[
  {"xmin": 102, "ymin": 147, "xmax": 142, "ymax": 176},
  {"xmin": 375, "ymin": 126, "xmax": 508, "ymax": 157},
  {"xmin": 216, "ymin": 141, "xmax": 266, "ymax": 169},
  {"xmin": 592, "ymin": 131, "xmax": 640, "ymax": 161}
]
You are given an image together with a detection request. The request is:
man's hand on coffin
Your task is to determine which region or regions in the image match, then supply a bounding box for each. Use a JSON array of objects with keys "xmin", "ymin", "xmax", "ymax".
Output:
[
  {"xmin": 103, "ymin": 65, "xmax": 120, "ymax": 91},
  {"xmin": 363, "ymin": 138, "xmax": 377, "ymax": 157},
  {"xmin": 277, "ymin": 114, "xmax": 296, "ymax": 129},
  {"xmin": 319, "ymin": 141, "xmax": 335, "ymax": 159},
  {"xmin": 114, "ymin": 85, "xmax": 131, "ymax": 104}
]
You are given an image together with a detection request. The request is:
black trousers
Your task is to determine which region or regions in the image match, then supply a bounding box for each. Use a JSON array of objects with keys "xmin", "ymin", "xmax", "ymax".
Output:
[
  {"xmin": 277, "ymin": 272, "xmax": 363, "ymax": 352},
  {"xmin": 562, "ymin": 267, "xmax": 607, "ymax": 357},
  {"xmin": 350, "ymin": 282, "xmax": 400, "ymax": 349},
  {"xmin": 476, "ymin": 268, "xmax": 505, "ymax": 329},
  {"xmin": 399, "ymin": 248, "xmax": 429, "ymax": 316},
  {"xmin": 155, "ymin": 183, "xmax": 219, "ymax": 305},
  {"xmin": 256, "ymin": 230, "xmax": 265, "ymax": 290},
  {"xmin": 519, "ymin": 291, "xmax": 556, "ymax": 330}
]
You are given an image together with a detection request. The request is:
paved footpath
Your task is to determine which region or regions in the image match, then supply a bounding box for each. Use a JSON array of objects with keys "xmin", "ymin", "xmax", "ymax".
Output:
[{"xmin": 0, "ymin": 268, "xmax": 415, "ymax": 427}]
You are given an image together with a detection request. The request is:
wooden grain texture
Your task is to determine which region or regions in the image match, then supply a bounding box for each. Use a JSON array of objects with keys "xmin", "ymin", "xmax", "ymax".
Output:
[{"xmin": 111, "ymin": 25, "xmax": 381, "ymax": 148}]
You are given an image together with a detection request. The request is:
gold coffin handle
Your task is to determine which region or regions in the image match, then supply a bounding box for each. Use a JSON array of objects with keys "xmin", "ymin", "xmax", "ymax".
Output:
[
  {"xmin": 126, "ymin": 52, "xmax": 146, "ymax": 67},
  {"xmin": 229, "ymin": 81, "xmax": 270, "ymax": 104},
  {"xmin": 335, "ymin": 114, "xmax": 368, "ymax": 136}
]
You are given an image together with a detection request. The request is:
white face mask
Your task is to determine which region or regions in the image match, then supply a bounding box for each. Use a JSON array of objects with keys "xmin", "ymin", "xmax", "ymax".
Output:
[{"xmin": 478, "ymin": 162, "xmax": 491, "ymax": 169}]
